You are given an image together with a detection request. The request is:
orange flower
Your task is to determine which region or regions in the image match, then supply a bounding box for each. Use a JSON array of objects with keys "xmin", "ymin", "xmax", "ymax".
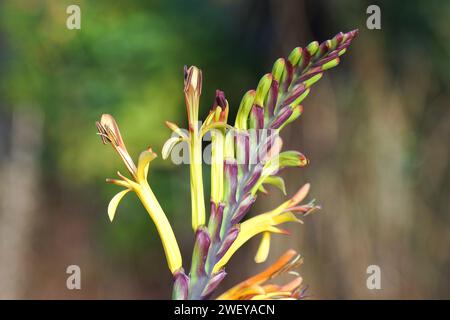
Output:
[{"xmin": 217, "ymin": 250, "xmax": 306, "ymax": 300}]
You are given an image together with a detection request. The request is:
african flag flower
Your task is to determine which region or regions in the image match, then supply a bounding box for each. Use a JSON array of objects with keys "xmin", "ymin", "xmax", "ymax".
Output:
[
  {"xmin": 217, "ymin": 249, "xmax": 306, "ymax": 300},
  {"xmin": 96, "ymin": 30, "xmax": 358, "ymax": 299},
  {"xmin": 96, "ymin": 114, "xmax": 182, "ymax": 274}
]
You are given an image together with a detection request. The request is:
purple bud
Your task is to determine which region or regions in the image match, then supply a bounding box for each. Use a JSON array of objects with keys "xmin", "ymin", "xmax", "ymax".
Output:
[
  {"xmin": 348, "ymin": 29, "xmax": 359, "ymax": 39},
  {"xmin": 224, "ymin": 159, "xmax": 238, "ymax": 205},
  {"xmin": 249, "ymin": 105, "xmax": 264, "ymax": 130},
  {"xmin": 297, "ymin": 67, "xmax": 322, "ymax": 84},
  {"xmin": 270, "ymin": 106, "xmax": 293, "ymax": 129},
  {"xmin": 336, "ymin": 39, "xmax": 352, "ymax": 52},
  {"xmin": 231, "ymin": 193, "xmax": 256, "ymax": 225},
  {"xmin": 172, "ymin": 269, "xmax": 189, "ymax": 300},
  {"xmin": 316, "ymin": 51, "xmax": 340, "ymax": 67},
  {"xmin": 216, "ymin": 225, "xmax": 240, "ymax": 260},
  {"xmin": 190, "ymin": 227, "xmax": 211, "ymax": 278},
  {"xmin": 213, "ymin": 90, "xmax": 227, "ymax": 109},
  {"xmin": 298, "ymin": 49, "xmax": 311, "ymax": 71},
  {"xmin": 208, "ymin": 201, "xmax": 224, "ymax": 242},
  {"xmin": 333, "ymin": 32, "xmax": 344, "ymax": 46},
  {"xmin": 282, "ymin": 61, "xmax": 294, "ymax": 92},
  {"xmin": 235, "ymin": 131, "xmax": 250, "ymax": 171},
  {"xmin": 201, "ymin": 270, "xmax": 227, "ymax": 298},
  {"xmin": 315, "ymin": 41, "xmax": 330, "ymax": 59},
  {"xmin": 257, "ymin": 131, "xmax": 276, "ymax": 162},
  {"xmin": 266, "ymin": 80, "xmax": 279, "ymax": 117},
  {"xmin": 243, "ymin": 165, "xmax": 262, "ymax": 194},
  {"xmin": 283, "ymin": 84, "xmax": 306, "ymax": 106}
]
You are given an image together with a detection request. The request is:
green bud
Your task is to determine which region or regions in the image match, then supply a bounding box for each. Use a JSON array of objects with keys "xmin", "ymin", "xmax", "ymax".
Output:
[
  {"xmin": 277, "ymin": 151, "xmax": 308, "ymax": 168},
  {"xmin": 306, "ymin": 41, "xmax": 319, "ymax": 56},
  {"xmin": 254, "ymin": 73, "xmax": 272, "ymax": 106},
  {"xmin": 322, "ymin": 57, "xmax": 340, "ymax": 70},
  {"xmin": 234, "ymin": 90, "xmax": 256, "ymax": 130},
  {"xmin": 279, "ymin": 105, "xmax": 303, "ymax": 131},
  {"xmin": 263, "ymin": 150, "xmax": 308, "ymax": 177},
  {"xmin": 272, "ymin": 58, "xmax": 285, "ymax": 83},
  {"xmin": 291, "ymin": 88, "xmax": 310, "ymax": 106},
  {"xmin": 303, "ymin": 73, "xmax": 323, "ymax": 88},
  {"xmin": 288, "ymin": 47, "xmax": 302, "ymax": 66}
]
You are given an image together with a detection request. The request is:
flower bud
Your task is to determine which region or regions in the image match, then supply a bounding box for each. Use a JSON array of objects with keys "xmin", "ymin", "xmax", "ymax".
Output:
[
  {"xmin": 254, "ymin": 73, "xmax": 272, "ymax": 107},
  {"xmin": 201, "ymin": 270, "xmax": 227, "ymax": 298},
  {"xmin": 172, "ymin": 269, "xmax": 189, "ymax": 300},
  {"xmin": 235, "ymin": 90, "xmax": 256, "ymax": 130},
  {"xmin": 272, "ymin": 58, "xmax": 286, "ymax": 83},
  {"xmin": 190, "ymin": 227, "xmax": 211, "ymax": 279},
  {"xmin": 216, "ymin": 225, "xmax": 240, "ymax": 260},
  {"xmin": 288, "ymin": 47, "xmax": 302, "ymax": 66}
]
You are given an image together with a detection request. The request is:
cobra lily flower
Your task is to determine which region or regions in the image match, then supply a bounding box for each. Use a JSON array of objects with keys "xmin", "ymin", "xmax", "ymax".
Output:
[
  {"xmin": 96, "ymin": 114, "xmax": 182, "ymax": 275},
  {"xmin": 96, "ymin": 29, "xmax": 357, "ymax": 300},
  {"xmin": 217, "ymin": 250, "xmax": 306, "ymax": 300}
]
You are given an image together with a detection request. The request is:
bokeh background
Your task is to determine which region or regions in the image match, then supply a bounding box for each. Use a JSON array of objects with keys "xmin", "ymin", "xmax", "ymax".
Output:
[{"xmin": 0, "ymin": 0, "xmax": 449, "ymax": 299}]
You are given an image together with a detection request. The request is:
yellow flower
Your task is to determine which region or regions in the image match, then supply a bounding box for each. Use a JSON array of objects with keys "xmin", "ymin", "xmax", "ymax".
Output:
[
  {"xmin": 213, "ymin": 183, "xmax": 318, "ymax": 272},
  {"xmin": 184, "ymin": 66, "xmax": 206, "ymax": 230},
  {"xmin": 217, "ymin": 249, "xmax": 306, "ymax": 300},
  {"xmin": 96, "ymin": 114, "xmax": 182, "ymax": 274},
  {"xmin": 166, "ymin": 68, "xmax": 231, "ymax": 230}
]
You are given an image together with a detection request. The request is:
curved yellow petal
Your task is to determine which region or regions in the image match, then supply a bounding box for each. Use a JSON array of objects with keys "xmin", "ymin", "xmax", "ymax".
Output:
[
  {"xmin": 255, "ymin": 232, "xmax": 271, "ymax": 263},
  {"xmin": 137, "ymin": 149, "xmax": 157, "ymax": 182},
  {"xmin": 107, "ymin": 189, "xmax": 131, "ymax": 222},
  {"xmin": 213, "ymin": 211, "xmax": 300, "ymax": 272}
]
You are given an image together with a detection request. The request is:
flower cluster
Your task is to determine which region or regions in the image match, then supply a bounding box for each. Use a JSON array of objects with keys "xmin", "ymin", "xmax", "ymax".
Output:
[{"xmin": 96, "ymin": 30, "xmax": 357, "ymax": 300}]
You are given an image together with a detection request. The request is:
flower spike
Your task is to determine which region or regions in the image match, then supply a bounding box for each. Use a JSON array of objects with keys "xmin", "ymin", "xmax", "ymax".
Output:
[{"xmin": 96, "ymin": 29, "xmax": 357, "ymax": 300}]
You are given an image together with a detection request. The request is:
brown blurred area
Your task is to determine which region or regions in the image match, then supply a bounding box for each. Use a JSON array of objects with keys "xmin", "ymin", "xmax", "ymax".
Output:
[{"xmin": 0, "ymin": 0, "xmax": 449, "ymax": 299}]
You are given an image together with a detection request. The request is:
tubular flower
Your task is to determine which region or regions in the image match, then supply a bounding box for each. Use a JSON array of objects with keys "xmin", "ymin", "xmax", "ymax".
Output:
[
  {"xmin": 208, "ymin": 90, "xmax": 229, "ymax": 204},
  {"xmin": 96, "ymin": 114, "xmax": 182, "ymax": 274},
  {"xmin": 217, "ymin": 250, "xmax": 306, "ymax": 300},
  {"xmin": 96, "ymin": 30, "xmax": 357, "ymax": 300},
  {"xmin": 213, "ymin": 183, "xmax": 319, "ymax": 272},
  {"xmin": 184, "ymin": 66, "xmax": 206, "ymax": 230}
]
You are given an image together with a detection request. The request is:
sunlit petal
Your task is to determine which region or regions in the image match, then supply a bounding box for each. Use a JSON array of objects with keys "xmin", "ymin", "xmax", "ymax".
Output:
[
  {"xmin": 107, "ymin": 189, "xmax": 131, "ymax": 222},
  {"xmin": 137, "ymin": 148, "xmax": 157, "ymax": 182},
  {"xmin": 255, "ymin": 232, "xmax": 271, "ymax": 263}
]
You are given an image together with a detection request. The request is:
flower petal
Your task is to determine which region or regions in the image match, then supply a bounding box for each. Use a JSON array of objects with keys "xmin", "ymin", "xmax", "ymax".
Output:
[
  {"xmin": 255, "ymin": 232, "xmax": 271, "ymax": 263},
  {"xmin": 137, "ymin": 148, "xmax": 157, "ymax": 182},
  {"xmin": 261, "ymin": 176, "xmax": 286, "ymax": 195},
  {"xmin": 107, "ymin": 189, "xmax": 131, "ymax": 222},
  {"xmin": 162, "ymin": 137, "xmax": 182, "ymax": 160}
]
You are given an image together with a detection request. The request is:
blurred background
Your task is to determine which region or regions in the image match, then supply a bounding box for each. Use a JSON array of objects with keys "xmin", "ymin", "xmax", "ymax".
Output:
[{"xmin": 0, "ymin": 0, "xmax": 449, "ymax": 299}]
